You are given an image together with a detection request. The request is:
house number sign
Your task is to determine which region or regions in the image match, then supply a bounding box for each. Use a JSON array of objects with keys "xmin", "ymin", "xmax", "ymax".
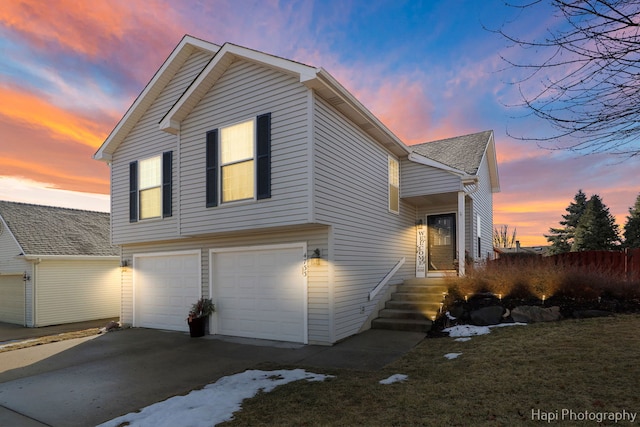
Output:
[{"xmin": 416, "ymin": 225, "xmax": 426, "ymax": 278}]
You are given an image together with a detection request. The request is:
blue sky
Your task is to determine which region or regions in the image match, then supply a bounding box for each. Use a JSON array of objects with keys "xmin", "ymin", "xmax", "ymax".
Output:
[{"xmin": 0, "ymin": 0, "xmax": 638, "ymax": 245}]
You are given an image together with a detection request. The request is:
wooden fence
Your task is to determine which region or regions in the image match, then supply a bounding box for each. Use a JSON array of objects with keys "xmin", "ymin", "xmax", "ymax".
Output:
[
  {"xmin": 493, "ymin": 248, "xmax": 640, "ymax": 282},
  {"xmin": 549, "ymin": 248, "xmax": 640, "ymax": 282}
]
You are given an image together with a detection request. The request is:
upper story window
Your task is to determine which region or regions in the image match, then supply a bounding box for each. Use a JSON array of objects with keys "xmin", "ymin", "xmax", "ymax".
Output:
[
  {"xmin": 206, "ymin": 113, "xmax": 271, "ymax": 207},
  {"xmin": 388, "ymin": 156, "xmax": 399, "ymax": 214},
  {"xmin": 220, "ymin": 120, "xmax": 255, "ymax": 202},
  {"xmin": 129, "ymin": 151, "xmax": 172, "ymax": 222},
  {"xmin": 139, "ymin": 156, "xmax": 162, "ymax": 219}
]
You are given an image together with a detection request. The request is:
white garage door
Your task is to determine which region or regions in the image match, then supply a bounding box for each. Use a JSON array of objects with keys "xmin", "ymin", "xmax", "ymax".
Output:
[
  {"xmin": 0, "ymin": 274, "xmax": 25, "ymax": 325},
  {"xmin": 134, "ymin": 251, "xmax": 201, "ymax": 332},
  {"xmin": 212, "ymin": 244, "xmax": 307, "ymax": 343}
]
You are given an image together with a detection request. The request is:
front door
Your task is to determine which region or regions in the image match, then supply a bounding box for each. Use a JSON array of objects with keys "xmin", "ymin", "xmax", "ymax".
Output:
[{"xmin": 427, "ymin": 214, "xmax": 456, "ymax": 271}]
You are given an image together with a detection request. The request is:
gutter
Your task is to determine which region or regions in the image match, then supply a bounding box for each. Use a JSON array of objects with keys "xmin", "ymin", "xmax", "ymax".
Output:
[{"xmin": 22, "ymin": 255, "xmax": 120, "ymax": 261}]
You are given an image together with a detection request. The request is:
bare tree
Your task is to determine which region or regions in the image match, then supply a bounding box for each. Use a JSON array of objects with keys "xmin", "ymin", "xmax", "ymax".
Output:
[
  {"xmin": 494, "ymin": 225, "xmax": 518, "ymax": 248},
  {"xmin": 496, "ymin": 0, "xmax": 640, "ymax": 157}
]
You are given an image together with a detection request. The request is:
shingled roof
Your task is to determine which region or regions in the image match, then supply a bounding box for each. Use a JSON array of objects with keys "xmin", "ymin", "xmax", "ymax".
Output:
[
  {"xmin": 0, "ymin": 201, "xmax": 118, "ymax": 257},
  {"xmin": 411, "ymin": 130, "xmax": 493, "ymax": 175}
]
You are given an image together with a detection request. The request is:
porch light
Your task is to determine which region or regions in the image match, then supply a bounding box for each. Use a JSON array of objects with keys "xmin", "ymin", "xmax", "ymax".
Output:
[
  {"xmin": 120, "ymin": 259, "xmax": 129, "ymax": 269},
  {"xmin": 415, "ymin": 219, "xmax": 424, "ymax": 227},
  {"xmin": 310, "ymin": 248, "xmax": 321, "ymax": 266},
  {"xmin": 23, "ymin": 272, "xmax": 30, "ymax": 282}
]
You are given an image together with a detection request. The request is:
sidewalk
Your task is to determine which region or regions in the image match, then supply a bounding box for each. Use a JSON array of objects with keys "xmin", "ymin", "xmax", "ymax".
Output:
[{"xmin": 0, "ymin": 318, "xmax": 117, "ymax": 344}]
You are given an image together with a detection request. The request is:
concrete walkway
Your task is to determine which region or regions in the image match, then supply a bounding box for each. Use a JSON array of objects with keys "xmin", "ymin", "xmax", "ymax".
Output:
[{"xmin": 0, "ymin": 327, "xmax": 425, "ymax": 426}]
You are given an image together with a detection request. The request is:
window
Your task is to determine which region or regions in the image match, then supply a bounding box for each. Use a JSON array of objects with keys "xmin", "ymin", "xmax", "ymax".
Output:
[
  {"xmin": 221, "ymin": 120, "xmax": 255, "ymax": 202},
  {"xmin": 388, "ymin": 156, "xmax": 399, "ymax": 213},
  {"xmin": 129, "ymin": 151, "xmax": 172, "ymax": 222},
  {"xmin": 139, "ymin": 156, "xmax": 162, "ymax": 219},
  {"xmin": 206, "ymin": 113, "xmax": 271, "ymax": 207},
  {"xmin": 477, "ymin": 214, "xmax": 482, "ymax": 258}
]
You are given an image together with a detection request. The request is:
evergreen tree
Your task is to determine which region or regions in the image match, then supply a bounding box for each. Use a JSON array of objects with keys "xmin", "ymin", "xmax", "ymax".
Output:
[
  {"xmin": 545, "ymin": 190, "xmax": 587, "ymax": 255},
  {"xmin": 623, "ymin": 194, "xmax": 640, "ymax": 249},
  {"xmin": 572, "ymin": 195, "xmax": 620, "ymax": 251}
]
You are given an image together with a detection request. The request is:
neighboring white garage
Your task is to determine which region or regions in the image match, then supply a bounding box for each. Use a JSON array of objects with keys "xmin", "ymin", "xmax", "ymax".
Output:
[
  {"xmin": 35, "ymin": 259, "xmax": 120, "ymax": 326},
  {"xmin": 0, "ymin": 201, "xmax": 120, "ymax": 327},
  {"xmin": 211, "ymin": 244, "xmax": 307, "ymax": 344},
  {"xmin": 134, "ymin": 250, "xmax": 201, "ymax": 332},
  {"xmin": 0, "ymin": 274, "xmax": 25, "ymax": 325}
]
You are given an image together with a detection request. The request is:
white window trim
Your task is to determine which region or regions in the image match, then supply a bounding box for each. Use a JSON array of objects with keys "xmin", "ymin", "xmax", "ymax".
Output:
[
  {"xmin": 218, "ymin": 117, "xmax": 257, "ymax": 204},
  {"xmin": 388, "ymin": 155, "xmax": 400, "ymax": 214},
  {"xmin": 138, "ymin": 154, "xmax": 162, "ymax": 220}
]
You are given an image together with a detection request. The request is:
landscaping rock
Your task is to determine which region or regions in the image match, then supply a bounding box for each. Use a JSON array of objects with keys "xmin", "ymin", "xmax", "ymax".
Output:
[
  {"xmin": 572, "ymin": 309, "xmax": 614, "ymax": 319},
  {"xmin": 470, "ymin": 306, "xmax": 504, "ymax": 326},
  {"xmin": 511, "ymin": 305, "xmax": 561, "ymax": 323}
]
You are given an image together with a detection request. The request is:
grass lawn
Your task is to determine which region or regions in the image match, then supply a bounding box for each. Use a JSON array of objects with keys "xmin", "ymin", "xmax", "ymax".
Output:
[{"xmin": 222, "ymin": 314, "xmax": 640, "ymax": 426}]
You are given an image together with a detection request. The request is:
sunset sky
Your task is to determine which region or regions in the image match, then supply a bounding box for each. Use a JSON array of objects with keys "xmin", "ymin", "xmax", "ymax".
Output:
[{"xmin": 0, "ymin": 0, "xmax": 638, "ymax": 246}]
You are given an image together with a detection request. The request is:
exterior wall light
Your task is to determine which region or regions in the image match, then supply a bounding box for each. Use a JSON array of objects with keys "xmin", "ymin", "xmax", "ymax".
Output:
[
  {"xmin": 310, "ymin": 248, "xmax": 321, "ymax": 266},
  {"xmin": 23, "ymin": 272, "xmax": 30, "ymax": 282},
  {"xmin": 120, "ymin": 259, "xmax": 129, "ymax": 269}
]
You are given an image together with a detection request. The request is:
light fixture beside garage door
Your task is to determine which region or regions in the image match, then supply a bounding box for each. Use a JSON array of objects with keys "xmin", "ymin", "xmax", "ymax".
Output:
[{"xmin": 310, "ymin": 248, "xmax": 321, "ymax": 266}]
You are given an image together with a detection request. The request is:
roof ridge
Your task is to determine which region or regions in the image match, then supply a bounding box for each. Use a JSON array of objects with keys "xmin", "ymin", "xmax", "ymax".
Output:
[
  {"xmin": 411, "ymin": 129, "xmax": 493, "ymax": 147},
  {"xmin": 0, "ymin": 200, "xmax": 109, "ymax": 215}
]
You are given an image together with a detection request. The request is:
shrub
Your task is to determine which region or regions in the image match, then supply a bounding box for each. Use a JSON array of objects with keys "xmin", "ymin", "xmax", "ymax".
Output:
[{"xmin": 447, "ymin": 257, "xmax": 639, "ymax": 302}]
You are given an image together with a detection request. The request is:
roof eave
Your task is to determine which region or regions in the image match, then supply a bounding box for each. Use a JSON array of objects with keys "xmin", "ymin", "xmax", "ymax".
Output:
[
  {"xmin": 159, "ymin": 43, "xmax": 320, "ymax": 134},
  {"xmin": 22, "ymin": 255, "xmax": 120, "ymax": 261},
  {"xmin": 407, "ymin": 152, "xmax": 468, "ymax": 176},
  {"xmin": 307, "ymin": 69, "xmax": 410, "ymax": 157},
  {"xmin": 484, "ymin": 131, "xmax": 501, "ymax": 193},
  {"xmin": 94, "ymin": 35, "xmax": 221, "ymax": 162}
]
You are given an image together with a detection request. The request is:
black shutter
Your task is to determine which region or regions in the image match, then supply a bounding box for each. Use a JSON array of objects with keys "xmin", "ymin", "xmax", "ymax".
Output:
[
  {"xmin": 129, "ymin": 161, "xmax": 138, "ymax": 222},
  {"xmin": 206, "ymin": 129, "xmax": 218, "ymax": 207},
  {"xmin": 162, "ymin": 151, "xmax": 173, "ymax": 217},
  {"xmin": 256, "ymin": 113, "xmax": 271, "ymax": 200}
]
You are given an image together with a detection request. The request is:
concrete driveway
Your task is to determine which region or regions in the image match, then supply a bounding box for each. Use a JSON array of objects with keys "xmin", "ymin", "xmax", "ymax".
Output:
[{"xmin": 0, "ymin": 327, "xmax": 425, "ymax": 426}]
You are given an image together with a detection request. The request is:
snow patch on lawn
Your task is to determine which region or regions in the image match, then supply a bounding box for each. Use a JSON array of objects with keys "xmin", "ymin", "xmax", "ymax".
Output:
[
  {"xmin": 97, "ymin": 369, "xmax": 333, "ymax": 427},
  {"xmin": 444, "ymin": 353, "xmax": 462, "ymax": 360},
  {"xmin": 444, "ymin": 324, "xmax": 490, "ymax": 337},
  {"xmin": 444, "ymin": 322, "xmax": 527, "ymax": 338},
  {"xmin": 454, "ymin": 337, "xmax": 472, "ymax": 342},
  {"xmin": 379, "ymin": 374, "xmax": 408, "ymax": 384}
]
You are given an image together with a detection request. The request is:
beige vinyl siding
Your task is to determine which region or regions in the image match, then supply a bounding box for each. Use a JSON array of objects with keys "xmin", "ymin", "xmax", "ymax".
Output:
[
  {"xmin": 470, "ymin": 154, "xmax": 495, "ymax": 261},
  {"xmin": 110, "ymin": 50, "xmax": 214, "ymax": 245},
  {"xmin": 0, "ymin": 222, "xmax": 27, "ymax": 272},
  {"xmin": 401, "ymin": 160, "xmax": 461, "ymax": 197},
  {"xmin": 178, "ymin": 59, "xmax": 310, "ymax": 235},
  {"xmin": 313, "ymin": 96, "xmax": 416, "ymax": 342},
  {"xmin": 0, "ymin": 274, "xmax": 25, "ymax": 324},
  {"xmin": 0, "ymin": 222, "xmax": 31, "ymax": 325},
  {"xmin": 119, "ymin": 225, "xmax": 331, "ymax": 344},
  {"xmin": 35, "ymin": 259, "xmax": 120, "ymax": 326}
]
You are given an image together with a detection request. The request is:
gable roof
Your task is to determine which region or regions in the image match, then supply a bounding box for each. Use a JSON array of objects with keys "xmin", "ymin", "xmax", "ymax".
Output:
[
  {"xmin": 94, "ymin": 35, "xmax": 410, "ymax": 160},
  {"xmin": 0, "ymin": 201, "xmax": 118, "ymax": 257},
  {"xmin": 410, "ymin": 130, "xmax": 500, "ymax": 192},
  {"xmin": 94, "ymin": 36, "xmax": 222, "ymax": 162}
]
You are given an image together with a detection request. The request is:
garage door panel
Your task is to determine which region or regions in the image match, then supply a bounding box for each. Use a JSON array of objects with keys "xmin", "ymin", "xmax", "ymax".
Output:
[
  {"xmin": 213, "ymin": 246, "xmax": 306, "ymax": 343},
  {"xmin": 135, "ymin": 252, "xmax": 200, "ymax": 332}
]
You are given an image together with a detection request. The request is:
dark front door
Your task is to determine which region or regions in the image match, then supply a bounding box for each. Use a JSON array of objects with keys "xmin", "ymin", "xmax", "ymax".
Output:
[{"xmin": 427, "ymin": 214, "xmax": 456, "ymax": 271}]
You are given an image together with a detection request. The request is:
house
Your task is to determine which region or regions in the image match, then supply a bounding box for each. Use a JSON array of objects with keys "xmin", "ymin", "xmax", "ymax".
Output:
[
  {"xmin": 94, "ymin": 35, "xmax": 500, "ymax": 345},
  {"xmin": 0, "ymin": 201, "xmax": 120, "ymax": 326}
]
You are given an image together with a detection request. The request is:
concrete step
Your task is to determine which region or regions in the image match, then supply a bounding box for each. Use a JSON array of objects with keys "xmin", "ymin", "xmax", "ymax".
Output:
[
  {"xmin": 371, "ymin": 317, "xmax": 432, "ymax": 332},
  {"xmin": 390, "ymin": 291, "xmax": 447, "ymax": 302},
  {"xmin": 397, "ymin": 285, "xmax": 448, "ymax": 295},
  {"xmin": 403, "ymin": 277, "xmax": 450, "ymax": 286},
  {"xmin": 378, "ymin": 308, "xmax": 429, "ymax": 320},
  {"xmin": 385, "ymin": 300, "xmax": 442, "ymax": 312}
]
